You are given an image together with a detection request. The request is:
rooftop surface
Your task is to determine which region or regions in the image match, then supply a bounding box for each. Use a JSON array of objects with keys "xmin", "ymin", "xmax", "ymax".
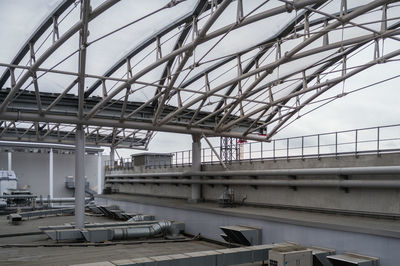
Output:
[
  {"xmin": 0, "ymin": 214, "xmax": 225, "ymax": 266},
  {"xmin": 97, "ymin": 193, "xmax": 400, "ymax": 239}
]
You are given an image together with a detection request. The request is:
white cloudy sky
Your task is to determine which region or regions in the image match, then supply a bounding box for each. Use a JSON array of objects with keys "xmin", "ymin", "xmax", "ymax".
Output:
[{"xmin": 0, "ymin": 0, "xmax": 399, "ymax": 158}]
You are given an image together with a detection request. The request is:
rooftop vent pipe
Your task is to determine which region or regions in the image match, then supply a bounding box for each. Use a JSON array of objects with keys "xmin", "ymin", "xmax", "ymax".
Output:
[
  {"xmin": 112, "ymin": 220, "xmax": 171, "ymax": 240},
  {"xmin": 45, "ymin": 220, "xmax": 183, "ymax": 242}
]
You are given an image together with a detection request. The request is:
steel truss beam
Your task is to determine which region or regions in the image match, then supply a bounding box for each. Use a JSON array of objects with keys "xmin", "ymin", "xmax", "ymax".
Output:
[
  {"xmin": 0, "ymin": 122, "xmax": 147, "ymax": 149},
  {"xmin": 0, "ymin": 0, "xmax": 398, "ymax": 148},
  {"xmin": 0, "ymin": 0, "xmax": 76, "ymax": 88},
  {"xmin": 0, "ymin": 0, "xmax": 120, "ymax": 114},
  {"xmin": 159, "ymin": 0, "xmax": 397, "ymax": 131},
  {"xmin": 84, "ymin": 0, "xmax": 211, "ymax": 98},
  {"xmin": 85, "ymin": 0, "xmax": 327, "ymax": 119},
  {"xmin": 0, "ymin": 111, "xmax": 268, "ymax": 141}
]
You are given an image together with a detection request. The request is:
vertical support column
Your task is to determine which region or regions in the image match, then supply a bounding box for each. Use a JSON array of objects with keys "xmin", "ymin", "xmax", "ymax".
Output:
[
  {"xmin": 75, "ymin": 0, "xmax": 89, "ymax": 229},
  {"xmin": 7, "ymin": 151, "xmax": 12, "ymax": 171},
  {"xmin": 75, "ymin": 125, "xmax": 85, "ymax": 229},
  {"xmin": 110, "ymin": 146, "xmax": 115, "ymax": 170},
  {"xmin": 49, "ymin": 148, "xmax": 54, "ymax": 200},
  {"xmin": 97, "ymin": 152, "xmax": 102, "ymax": 194},
  {"xmin": 190, "ymin": 134, "xmax": 202, "ymax": 203}
]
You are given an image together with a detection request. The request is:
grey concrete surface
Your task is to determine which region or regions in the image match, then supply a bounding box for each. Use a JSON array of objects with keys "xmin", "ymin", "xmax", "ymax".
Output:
[
  {"xmin": 0, "ymin": 151, "xmax": 107, "ymax": 198},
  {"xmin": 0, "ymin": 214, "xmax": 224, "ymax": 266},
  {"xmin": 96, "ymin": 194, "xmax": 400, "ymax": 266},
  {"xmin": 106, "ymin": 152, "xmax": 400, "ymax": 214},
  {"xmin": 0, "ymin": 213, "xmax": 114, "ymax": 237},
  {"xmin": 0, "ymin": 238, "xmax": 222, "ymax": 266}
]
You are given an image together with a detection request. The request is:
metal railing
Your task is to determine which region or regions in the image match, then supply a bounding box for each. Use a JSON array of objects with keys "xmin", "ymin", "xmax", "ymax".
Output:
[{"xmin": 105, "ymin": 124, "xmax": 400, "ymax": 170}]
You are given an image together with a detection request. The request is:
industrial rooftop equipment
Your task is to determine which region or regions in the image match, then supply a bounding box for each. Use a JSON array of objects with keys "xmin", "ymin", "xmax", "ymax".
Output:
[
  {"xmin": 327, "ymin": 252, "xmax": 379, "ymax": 266},
  {"xmin": 268, "ymin": 245, "xmax": 313, "ymax": 266},
  {"xmin": 220, "ymin": 225, "xmax": 262, "ymax": 246},
  {"xmin": 131, "ymin": 153, "xmax": 173, "ymax": 167}
]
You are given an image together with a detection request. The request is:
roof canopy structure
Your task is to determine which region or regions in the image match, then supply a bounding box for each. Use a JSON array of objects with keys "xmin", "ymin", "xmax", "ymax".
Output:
[{"xmin": 0, "ymin": 0, "xmax": 399, "ymax": 149}]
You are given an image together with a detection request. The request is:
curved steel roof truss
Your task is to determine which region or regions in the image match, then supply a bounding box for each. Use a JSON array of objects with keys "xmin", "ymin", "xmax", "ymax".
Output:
[{"xmin": 0, "ymin": 0, "xmax": 399, "ymax": 148}]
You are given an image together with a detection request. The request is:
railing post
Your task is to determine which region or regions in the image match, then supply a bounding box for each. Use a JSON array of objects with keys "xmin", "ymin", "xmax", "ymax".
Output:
[
  {"xmin": 260, "ymin": 141, "xmax": 263, "ymax": 159},
  {"xmin": 377, "ymin": 127, "xmax": 380, "ymax": 156},
  {"xmin": 273, "ymin": 140, "xmax": 276, "ymax": 161},
  {"xmin": 182, "ymin": 151, "xmax": 184, "ymax": 166},
  {"xmin": 249, "ymin": 142, "xmax": 252, "ymax": 161},
  {"xmin": 301, "ymin": 136, "xmax": 304, "ymax": 160},
  {"xmin": 335, "ymin": 132, "xmax": 338, "ymax": 159},
  {"xmin": 238, "ymin": 143, "xmax": 241, "ymax": 162},
  {"xmin": 317, "ymin": 134, "xmax": 320, "ymax": 160},
  {"xmin": 286, "ymin": 138, "xmax": 289, "ymax": 160},
  {"xmin": 355, "ymin": 129, "xmax": 358, "ymax": 157}
]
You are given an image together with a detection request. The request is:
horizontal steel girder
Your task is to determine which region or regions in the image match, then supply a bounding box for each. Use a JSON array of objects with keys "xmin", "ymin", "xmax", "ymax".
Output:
[
  {"xmin": 0, "ymin": 127, "xmax": 146, "ymax": 149},
  {"xmin": 106, "ymin": 165, "xmax": 400, "ymax": 178},
  {"xmin": 0, "ymin": 111, "xmax": 268, "ymax": 142},
  {"xmin": 0, "ymin": 88, "xmax": 266, "ymax": 140},
  {"xmin": 107, "ymin": 178, "xmax": 400, "ymax": 189}
]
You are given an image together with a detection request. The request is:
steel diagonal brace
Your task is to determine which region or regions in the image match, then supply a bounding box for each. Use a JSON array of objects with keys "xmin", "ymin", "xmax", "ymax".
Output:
[
  {"xmin": 155, "ymin": 0, "xmax": 209, "ymax": 95},
  {"xmin": 266, "ymin": 51, "xmax": 400, "ymax": 138},
  {"xmin": 0, "ymin": 0, "xmax": 120, "ymax": 115},
  {"xmin": 86, "ymin": 0, "xmax": 325, "ymax": 120},
  {"xmin": 157, "ymin": 0, "xmax": 350, "ymax": 127},
  {"xmin": 221, "ymin": 27, "xmax": 400, "ymax": 133},
  {"xmin": 152, "ymin": 0, "xmax": 233, "ymax": 125},
  {"xmin": 239, "ymin": 47, "xmax": 400, "ymax": 137},
  {"xmin": 85, "ymin": 0, "xmax": 207, "ymax": 98},
  {"xmin": 194, "ymin": 3, "xmax": 399, "ymax": 131},
  {"xmin": 213, "ymin": 0, "xmax": 393, "ymax": 132},
  {"xmin": 0, "ymin": 0, "xmax": 76, "ymax": 88},
  {"xmin": 202, "ymin": 134, "xmax": 227, "ymax": 169}
]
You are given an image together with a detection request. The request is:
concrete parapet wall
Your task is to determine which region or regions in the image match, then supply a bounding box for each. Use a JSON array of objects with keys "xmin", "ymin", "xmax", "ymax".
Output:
[
  {"xmin": 0, "ymin": 151, "xmax": 106, "ymax": 197},
  {"xmin": 107, "ymin": 153, "xmax": 400, "ymax": 214}
]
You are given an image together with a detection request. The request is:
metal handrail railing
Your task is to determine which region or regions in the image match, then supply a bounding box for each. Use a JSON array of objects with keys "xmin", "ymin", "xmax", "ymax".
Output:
[{"xmin": 105, "ymin": 124, "xmax": 400, "ymax": 170}]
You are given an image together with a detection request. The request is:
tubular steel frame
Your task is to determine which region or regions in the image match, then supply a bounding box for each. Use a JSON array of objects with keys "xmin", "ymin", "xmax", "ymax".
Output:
[
  {"xmin": 0, "ymin": 0, "xmax": 399, "ymax": 148},
  {"xmin": 105, "ymin": 123, "xmax": 400, "ymax": 170}
]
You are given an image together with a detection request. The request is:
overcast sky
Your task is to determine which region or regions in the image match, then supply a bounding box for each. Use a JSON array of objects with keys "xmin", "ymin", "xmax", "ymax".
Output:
[{"xmin": 0, "ymin": 0, "xmax": 399, "ymax": 158}]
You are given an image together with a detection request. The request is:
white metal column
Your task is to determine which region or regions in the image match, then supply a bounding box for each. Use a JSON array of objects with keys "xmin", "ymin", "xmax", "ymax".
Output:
[
  {"xmin": 190, "ymin": 134, "xmax": 202, "ymax": 203},
  {"xmin": 49, "ymin": 148, "xmax": 53, "ymax": 199},
  {"xmin": 110, "ymin": 146, "xmax": 115, "ymax": 168},
  {"xmin": 7, "ymin": 152, "xmax": 12, "ymax": 171},
  {"xmin": 75, "ymin": 125, "xmax": 85, "ymax": 229},
  {"xmin": 97, "ymin": 151, "xmax": 102, "ymax": 194}
]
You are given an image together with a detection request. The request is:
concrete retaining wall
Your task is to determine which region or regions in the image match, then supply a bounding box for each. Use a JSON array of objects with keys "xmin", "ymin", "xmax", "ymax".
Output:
[
  {"xmin": 0, "ymin": 151, "xmax": 107, "ymax": 197},
  {"xmin": 107, "ymin": 153, "xmax": 400, "ymax": 214}
]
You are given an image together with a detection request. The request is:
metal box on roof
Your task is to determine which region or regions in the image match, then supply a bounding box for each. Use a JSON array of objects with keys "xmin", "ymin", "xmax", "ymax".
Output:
[
  {"xmin": 268, "ymin": 245, "xmax": 313, "ymax": 266},
  {"xmin": 327, "ymin": 252, "xmax": 379, "ymax": 266},
  {"xmin": 131, "ymin": 153, "xmax": 173, "ymax": 167},
  {"xmin": 220, "ymin": 225, "xmax": 262, "ymax": 246},
  {"xmin": 311, "ymin": 246, "xmax": 336, "ymax": 266}
]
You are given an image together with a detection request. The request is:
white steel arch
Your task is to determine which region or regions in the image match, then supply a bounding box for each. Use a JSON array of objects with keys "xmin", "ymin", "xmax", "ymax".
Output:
[{"xmin": 0, "ymin": 0, "xmax": 399, "ymax": 147}]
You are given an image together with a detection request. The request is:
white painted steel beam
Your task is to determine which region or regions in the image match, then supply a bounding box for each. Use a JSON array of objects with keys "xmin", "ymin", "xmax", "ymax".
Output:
[
  {"xmin": 7, "ymin": 152, "xmax": 12, "ymax": 171},
  {"xmin": 74, "ymin": 125, "xmax": 85, "ymax": 229},
  {"xmin": 0, "ymin": 112, "xmax": 269, "ymax": 141},
  {"xmin": 49, "ymin": 148, "xmax": 54, "ymax": 199},
  {"xmin": 0, "ymin": 0, "xmax": 120, "ymax": 114},
  {"xmin": 97, "ymin": 152, "xmax": 102, "ymax": 194}
]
